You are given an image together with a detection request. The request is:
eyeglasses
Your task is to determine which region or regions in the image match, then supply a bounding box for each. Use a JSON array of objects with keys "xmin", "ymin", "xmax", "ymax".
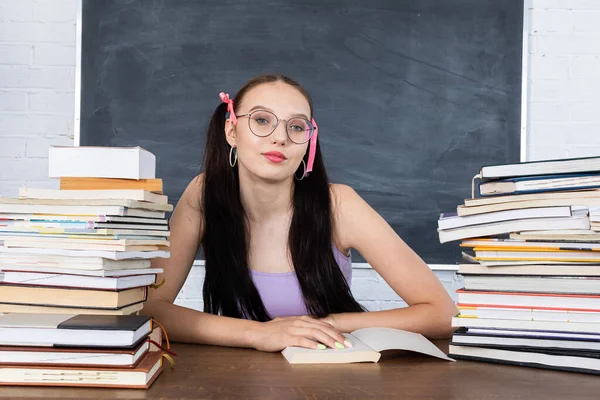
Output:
[{"xmin": 236, "ymin": 110, "xmax": 315, "ymax": 144}]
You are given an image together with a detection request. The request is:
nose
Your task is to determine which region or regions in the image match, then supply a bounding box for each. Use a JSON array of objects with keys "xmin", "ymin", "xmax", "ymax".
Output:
[{"xmin": 271, "ymin": 120, "xmax": 288, "ymax": 146}]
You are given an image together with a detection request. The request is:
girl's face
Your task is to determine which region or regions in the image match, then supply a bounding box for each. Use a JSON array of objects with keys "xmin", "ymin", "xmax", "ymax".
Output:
[{"xmin": 225, "ymin": 81, "xmax": 312, "ymax": 182}]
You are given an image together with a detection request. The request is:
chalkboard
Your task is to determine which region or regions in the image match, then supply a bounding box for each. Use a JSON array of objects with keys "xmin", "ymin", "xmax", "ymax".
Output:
[{"xmin": 80, "ymin": 0, "xmax": 523, "ymax": 264}]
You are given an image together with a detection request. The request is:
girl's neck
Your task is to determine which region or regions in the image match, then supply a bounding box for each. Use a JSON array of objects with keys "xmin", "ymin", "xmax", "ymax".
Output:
[{"xmin": 238, "ymin": 168, "xmax": 294, "ymax": 222}]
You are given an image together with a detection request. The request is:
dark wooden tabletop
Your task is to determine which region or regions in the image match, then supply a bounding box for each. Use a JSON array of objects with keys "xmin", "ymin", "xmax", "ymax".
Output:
[{"xmin": 1, "ymin": 340, "xmax": 599, "ymax": 400}]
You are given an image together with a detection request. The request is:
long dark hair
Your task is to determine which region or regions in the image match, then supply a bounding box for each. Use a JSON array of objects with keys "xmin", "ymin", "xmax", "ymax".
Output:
[{"xmin": 201, "ymin": 74, "xmax": 365, "ymax": 321}]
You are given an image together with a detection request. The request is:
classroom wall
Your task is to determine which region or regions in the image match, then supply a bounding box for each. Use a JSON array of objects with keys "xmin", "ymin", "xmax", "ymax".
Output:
[{"xmin": 0, "ymin": 0, "xmax": 600, "ymax": 311}]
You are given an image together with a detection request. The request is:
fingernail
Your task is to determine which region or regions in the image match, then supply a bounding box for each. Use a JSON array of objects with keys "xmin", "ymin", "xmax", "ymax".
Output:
[
  {"xmin": 335, "ymin": 342, "xmax": 345, "ymax": 349},
  {"xmin": 344, "ymin": 340, "xmax": 353, "ymax": 348},
  {"xmin": 317, "ymin": 344, "xmax": 326, "ymax": 350}
]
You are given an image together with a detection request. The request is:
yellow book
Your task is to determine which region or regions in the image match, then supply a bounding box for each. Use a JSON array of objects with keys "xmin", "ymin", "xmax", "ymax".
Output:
[{"xmin": 60, "ymin": 177, "xmax": 163, "ymax": 194}]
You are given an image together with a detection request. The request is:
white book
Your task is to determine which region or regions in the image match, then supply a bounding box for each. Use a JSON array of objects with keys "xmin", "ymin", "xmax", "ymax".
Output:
[
  {"xmin": 0, "ymin": 253, "xmax": 151, "ymax": 270},
  {"xmin": 452, "ymin": 316, "xmax": 600, "ymax": 334},
  {"xmin": 0, "ymin": 302, "xmax": 143, "ymax": 316},
  {"xmin": 457, "ymin": 306, "xmax": 600, "ymax": 323},
  {"xmin": 0, "ymin": 220, "xmax": 168, "ymax": 231},
  {"xmin": 0, "ymin": 214, "xmax": 167, "ymax": 224},
  {"xmin": 0, "ymin": 270, "xmax": 158, "ymax": 290},
  {"xmin": 457, "ymin": 263, "xmax": 600, "ymax": 276},
  {"xmin": 0, "ymin": 197, "xmax": 172, "ymax": 212},
  {"xmin": 48, "ymin": 146, "xmax": 156, "ymax": 180},
  {"xmin": 438, "ymin": 213, "xmax": 590, "ymax": 243},
  {"xmin": 19, "ymin": 188, "xmax": 168, "ymax": 205},
  {"xmin": 0, "ymin": 227, "xmax": 170, "ymax": 237},
  {"xmin": 462, "ymin": 275, "xmax": 600, "ymax": 294},
  {"xmin": 510, "ymin": 230, "xmax": 600, "ymax": 242},
  {"xmin": 478, "ymin": 156, "xmax": 600, "ymax": 180},
  {"xmin": 0, "ymin": 341, "xmax": 149, "ymax": 366},
  {"xmin": 0, "ymin": 266, "xmax": 162, "ymax": 277},
  {"xmin": 479, "ymin": 175, "xmax": 600, "ymax": 196},
  {"xmin": 281, "ymin": 327, "xmax": 454, "ymax": 364},
  {"xmin": 0, "ymin": 235, "xmax": 169, "ymax": 246},
  {"xmin": 0, "ymin": 204, "xmax": 165, "ymax": 218},
  {"xmin": 438, "ymin": 206, "xmax": 572, "ymax": 230},
  {"xmin": 458, "ymin": 197, "xmax": 600, "ymax": 217},
  {"xmin": 0, "ymin": 247, "xmax": 169, "ymax": 260}
]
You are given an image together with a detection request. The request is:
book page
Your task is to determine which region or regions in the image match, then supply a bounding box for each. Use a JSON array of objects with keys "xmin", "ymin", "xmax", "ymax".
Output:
[{"xmin": 351, "ymin": 327, "xmax": 454, "ymax": 361}]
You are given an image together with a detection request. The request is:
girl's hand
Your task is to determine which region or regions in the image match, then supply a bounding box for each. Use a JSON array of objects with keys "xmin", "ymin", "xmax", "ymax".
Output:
[{"xmin": 249, "ymin": 315, "xmax": 352, "ymax": 352}]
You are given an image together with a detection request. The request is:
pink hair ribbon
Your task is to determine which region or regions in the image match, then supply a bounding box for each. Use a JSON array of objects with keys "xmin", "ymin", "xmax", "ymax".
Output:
[
  {"xmin": 219, "ymin": 92, "xmax": 237, "ymax": 124},
  {"xmin": 305, "ymin": 118, "xmax": 318, "ymax": 177}
]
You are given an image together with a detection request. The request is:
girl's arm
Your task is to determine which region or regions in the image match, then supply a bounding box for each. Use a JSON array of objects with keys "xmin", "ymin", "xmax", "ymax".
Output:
[{"xmin": 329, "ymin": 184, "xmax": 458, "ymax": 338}]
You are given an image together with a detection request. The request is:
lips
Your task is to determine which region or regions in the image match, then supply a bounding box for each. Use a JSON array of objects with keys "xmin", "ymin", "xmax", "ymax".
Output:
[{"xmin": 263, "ymin": 152, "xmax": 287, "ymax": 163}]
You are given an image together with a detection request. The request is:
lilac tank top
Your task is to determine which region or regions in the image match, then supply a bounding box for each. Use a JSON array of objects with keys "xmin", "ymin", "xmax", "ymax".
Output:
[{"xmin": 250, "ymin": 246, "xmax": 352, "ymax": 318}]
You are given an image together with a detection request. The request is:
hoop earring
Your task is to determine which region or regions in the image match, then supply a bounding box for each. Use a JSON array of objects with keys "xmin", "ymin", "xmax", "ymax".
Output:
[
  {"xmin": 294, "ymin": 159, "xmax": 307, "ymax": 181},
  {"xmin": 229, "ymin": 146, "xmax": 237, "ymax": 167}
]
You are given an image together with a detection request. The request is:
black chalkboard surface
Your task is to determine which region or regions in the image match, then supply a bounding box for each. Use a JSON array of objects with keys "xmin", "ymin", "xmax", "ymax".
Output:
[{"xmin": 80, "ymin": 0, "xmax": 523, "ymax": 264}]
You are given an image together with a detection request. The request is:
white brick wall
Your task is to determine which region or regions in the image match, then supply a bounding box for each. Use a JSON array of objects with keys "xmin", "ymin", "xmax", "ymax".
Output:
[
  {"xmin": 0, "ymin": 0, "xmax": 76, "ymax": 197},
  {"xmin": 527, "ymin": 0, "xmax": 600, "ymax": 160},
  {"xmin": 1, "ymin": 1, "xmax": 600, "ymax": 311}
]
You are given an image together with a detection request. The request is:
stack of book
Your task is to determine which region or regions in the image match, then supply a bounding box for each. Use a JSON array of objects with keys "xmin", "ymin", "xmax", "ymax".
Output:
[
  {"xmin": 438, "ymin": 156, "xmax": 600, "ymax": 375},
  {"xmin": 0, "ymin": 146, "xmax": 172, "ymax": 388},
  {"xmin": 0, "ymin": 313, "xmax": 165, "ymax": 388},
  {"xmin": 0, "ymin": 146, "xmax": 171, "ymax": 316}
]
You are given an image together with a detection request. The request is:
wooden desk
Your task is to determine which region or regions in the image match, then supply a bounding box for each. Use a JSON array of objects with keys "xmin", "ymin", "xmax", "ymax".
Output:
[{"xmin": 1, "ymin": 340, "xmax": 599, "ymax": 399}]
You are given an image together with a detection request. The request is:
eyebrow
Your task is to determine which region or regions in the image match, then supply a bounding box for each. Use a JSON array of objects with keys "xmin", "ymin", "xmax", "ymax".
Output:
[{"xmin": 247, "ymin": 105, "xmax": 310, "ymax": 120}]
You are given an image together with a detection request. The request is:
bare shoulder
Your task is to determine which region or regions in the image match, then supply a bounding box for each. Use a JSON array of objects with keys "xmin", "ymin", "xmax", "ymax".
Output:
[
  {"xmin": 329, "ymin": 183, "xmax": 362, "ymax": 253},
  {"xmin": 181, "ymin": 173, "xmax": 205, "ymax": 212},
  {"xmin": 329, "ymin": 183, "xmax": 361, "ymax": 213}
]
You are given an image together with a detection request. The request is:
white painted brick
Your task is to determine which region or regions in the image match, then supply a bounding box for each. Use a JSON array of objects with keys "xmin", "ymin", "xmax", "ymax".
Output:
[
  {"xmin": 570, "ymin": 103, "xmax": 600, "ymax": 122},
  {"xmin": 0, "ymin": 90, "xmax": 27, "ymax": 111},
  {"xmin": 566, "ymin": 79, "xmax": 600, "ymax": 102},
  {"xmin": 537, "ymin": 34, "xmax": 600, "ymax": 55},
  {"xmin": 571, "ymin": 56, "xmax": 600, "ymax": 79},
  {"xmin": 572, "ymin": 11, "xmax": 600, "ymax": 32},
  {"xmin": 360, "ymin": 301, "xmax": 407, "ymax": 312},
  {"xmin": 529, "ymin": 102, "xmax": 570, "ymax": 122},
  {"xmin": 33, "ymin": 0, "xmax": 78, "ymax": 23},
  {"xmin": 531, "ymin": 0, "xmax": 600, "ymax": 9},
  {"xmin": 29, "ymin": 91, "xmax": 74, "ymax": 113},
  {"xmin": 527, "ymin": 145, "xmax": 569, "ymax": 161},
  {"xmin": 25, "ymin": 136, "xmax": 72, "ymax": 158},
  {"xmin": 0, "ymin": 45, "xmax": 31, "ymax": 65},
  {"xmin": 0, "ymin": 21, "xmax": 75, "ymax": 43},
  {"xmin": 0, "ymin": 113, "xmax": 72, "ymax": 137},
  {"xmin": 33, "ymin": 44, "xmax": 75, "ymax": 65},
  {"xmin": 564, "ymin": 124, "xmax": 600, "ymax": 144},
  {"xmin": 530, "ymin": 10, "xmax": 573, "ymax": 33},
  {"xmin": 0, "ymin": 157, "xmax": 48, "ymax": 180},
  {"xmin": 530, "ymin": 79, "xmax": 600, "ymax": 102},
  {"xmin": 0, "ymin": 180, "xmax": 21, "ymax": 197},
  {"xmin": 0, "ymin": 137, "xmax": 25, "ymax": 157},
  {"xmin": 528, "ymin": 34, "xmax": 538, "ymax": 54},
  {"xmin": 0, "ymin": 0, "xmax": 34, "ymax": 22},
  {"xmin": 351, "ymin": 278, "xmax": 402, "ymax": 302},
  {"xmin": 567, "ymin": 146, "xmax": 600, "ymax": 157},
  {"xmin": 530, "ymin": 122, "xmax": 583, "ymax": 143},
  {"xmin": 174, "ymin": 299, "xmax": 203, "ymax": 312},
  {"xmin": 0, "ymin": 66, "xmax": 74, "ymax": 89},
  {"xmin": 529, "ymin": 79, "xmax": 570, "ymax": 101},
  {"xmin": 529, "ymin": 55, "xmax": 570, "ymax": 79}
]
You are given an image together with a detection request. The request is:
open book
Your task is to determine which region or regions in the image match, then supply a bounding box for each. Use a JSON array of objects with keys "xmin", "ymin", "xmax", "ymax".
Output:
[{"xmin": 281, "ymin": 327, "xmax": 454, "ymax": 364}]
